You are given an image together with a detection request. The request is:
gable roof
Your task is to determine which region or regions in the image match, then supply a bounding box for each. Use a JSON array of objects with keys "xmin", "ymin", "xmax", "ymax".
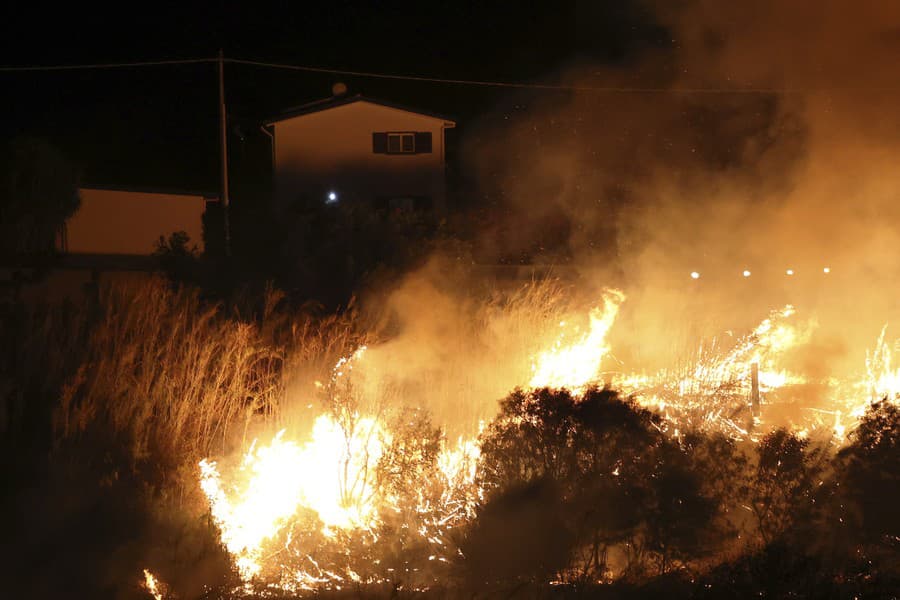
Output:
[
  {"xmin": 80, "ymin": 184, "xmax": 219, "ymax": 200},
  {"xmin": 264, "ymin": 94, "xmax": 456, "ymax": 126}
]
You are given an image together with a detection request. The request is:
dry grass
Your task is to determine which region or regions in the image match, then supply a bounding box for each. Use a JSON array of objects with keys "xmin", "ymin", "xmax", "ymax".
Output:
[
  {"xmin": 9, "ymin": 273, "xmax": 582, "ymax": 481},
  {"xmin": 54, "ymin": 281, "xmax": 277, "ymax": 468},
  {"xmin": 49, "ymin": 278, "xmax": 366, "ymax": 481}
]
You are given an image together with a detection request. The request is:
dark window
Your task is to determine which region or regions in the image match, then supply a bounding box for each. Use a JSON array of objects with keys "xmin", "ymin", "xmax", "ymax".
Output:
[
  {"xmin": 372, "ymin": 132, "xmax": 387, "ymax": 153},
  {"xmin": 415, "ymin": 132, "xmax": 432, "ymax": 153}
]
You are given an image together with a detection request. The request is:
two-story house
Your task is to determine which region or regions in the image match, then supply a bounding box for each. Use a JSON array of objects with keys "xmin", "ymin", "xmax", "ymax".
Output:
[{"xmin": 262, "ymin": 92, "xmax": 456, "ymax": 214}]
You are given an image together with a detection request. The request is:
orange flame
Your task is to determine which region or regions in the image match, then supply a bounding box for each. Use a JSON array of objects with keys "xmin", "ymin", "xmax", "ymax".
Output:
[{"xmin": 529, "ymin": 289, "xmax": 625, "ymax": 393}]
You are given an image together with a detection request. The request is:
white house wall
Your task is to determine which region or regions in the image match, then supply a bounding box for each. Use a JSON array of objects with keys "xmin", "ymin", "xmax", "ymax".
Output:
[
  {"xmin": 66, "ymin": 188, "xmax": 207, "ymax": 255},
  {"xmin": 273, "ymin": 101, "xmax": 449, "ymax": 211}
]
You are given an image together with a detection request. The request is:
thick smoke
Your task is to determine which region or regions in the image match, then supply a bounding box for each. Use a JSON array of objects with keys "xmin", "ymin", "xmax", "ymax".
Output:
[
  {"xmin": 350, "ymin": 1, "xmax": 900, "ymax": 430},
  {"xmin": 461, "ymin": 0, "xmax": 900, "ymax": 371},
  {"xmin": 355, "ymin": 254, "xmax": 583, "ymax": 433},
  {"xmin": 618, "ymin": 0, "xmax": 900, "ymax": 373}
]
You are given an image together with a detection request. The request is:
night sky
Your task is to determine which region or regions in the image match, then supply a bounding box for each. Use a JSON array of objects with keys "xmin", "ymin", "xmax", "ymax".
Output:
[{"xmin": 0, "ymin": 1, "xmax": 663, "ymax": 191}]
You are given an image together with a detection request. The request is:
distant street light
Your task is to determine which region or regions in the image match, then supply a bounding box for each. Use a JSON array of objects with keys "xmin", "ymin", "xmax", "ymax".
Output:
[
  {"xmin": 743, "ymin": 270, "xmax": 751, "ymax": 277},
  {"xmin": 326, "ymin": 191, "xmax": 338, "ymax": 204}
]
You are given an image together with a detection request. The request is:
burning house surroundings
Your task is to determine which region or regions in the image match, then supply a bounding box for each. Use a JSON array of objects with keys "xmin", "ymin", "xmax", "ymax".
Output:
[
  {"xmin": 3, "ymin": 1, "xmax": 900, "ymax": 598},
  {"xmin": 179, "ymin": 279, "xmax": 897, "ymax": 594}
]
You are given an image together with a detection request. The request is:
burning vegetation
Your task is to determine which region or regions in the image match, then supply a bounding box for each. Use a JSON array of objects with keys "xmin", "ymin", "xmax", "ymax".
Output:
[
  {"xmin": 4, "ymin": 274, "xmax": 897, "ymax": 598},
  {"xmin": 3, "ymin": 3, "xmax": 900, "ymax": 598},
  {"xmin": 179, "ymin": 280, "xmax": 898, "ymax": 596}
]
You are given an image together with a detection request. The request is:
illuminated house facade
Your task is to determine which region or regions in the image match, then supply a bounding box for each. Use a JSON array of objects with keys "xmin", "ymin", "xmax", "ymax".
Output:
[
  {"xmin": 263, "ymin": 94, "xmax": 456, "ymax": 213},
  {"xmin": 61, "ymin": 186, "xmax": 210, "ymax": 257},
  {"xmin": 1, "ymin": 187, "xmax": 212, "ymax": 303}
]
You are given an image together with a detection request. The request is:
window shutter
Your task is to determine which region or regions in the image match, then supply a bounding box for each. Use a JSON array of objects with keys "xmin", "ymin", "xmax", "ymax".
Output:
[
  {"xmin": 415, "ymin": 131, "xmax": 432, "ymax": 153},
  {"xmin": 372, "ymin": 132, "xmax": 387, "ymax": 153}
]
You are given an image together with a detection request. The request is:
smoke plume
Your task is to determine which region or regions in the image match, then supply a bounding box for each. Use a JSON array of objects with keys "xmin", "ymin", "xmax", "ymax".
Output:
[{"xmin": 344, "ymin": 1, "xmax": 900, "ymax": 431}]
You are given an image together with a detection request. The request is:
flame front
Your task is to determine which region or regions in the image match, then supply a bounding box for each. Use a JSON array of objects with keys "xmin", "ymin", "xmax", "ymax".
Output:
[
  {"xmin": 199, "ymin": 415, "xmax": 385, "ymax": 579},
  {"xmin": 142, "ymin": 569, "xmax": 164, "ymax": 600},
  {"xmin": 529, "ymin": 289, "xmax": 625, "ymax": 393},
  {"xmin": 195, "ymin": 292, "xmax": 900, "ymax": 592}
]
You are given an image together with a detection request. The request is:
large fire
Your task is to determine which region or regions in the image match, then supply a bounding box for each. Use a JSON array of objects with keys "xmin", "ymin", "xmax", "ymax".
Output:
[
  {"xmin": 179, "ymin": 286, "xmax": 899, "ymax": 594},
  {"xmin": 193, "ymin": 347, "xmax": 482, "ymax": 591},
  {"xmin": 199, "ymin": 415, "xmax": 385, "ymax": 579},
  {"xmin": 529, "ymin": 288, "xmax": 625, "ymax": 394},
  {"xmin": 198, "ymin": 414, "xmax": 482, "ymax": 590}
]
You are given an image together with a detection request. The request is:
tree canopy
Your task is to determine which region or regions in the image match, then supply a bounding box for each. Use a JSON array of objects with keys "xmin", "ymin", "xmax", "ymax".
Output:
[{"xmin": 0, "ymin": 137, "xmax": 80, "ymax": 259}]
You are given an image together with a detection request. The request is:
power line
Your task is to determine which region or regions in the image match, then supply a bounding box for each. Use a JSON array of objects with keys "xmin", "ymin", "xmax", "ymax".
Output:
[
  {"xmin": 225, "ymin": 57, "xmax": 786, "ymax": 94},
  {"xmin": 0, "ymin": 58, "xmax": 215, "ymax": 72},
  {"xmin": 2, "ymin": 55, "xmax": 887, "ymax": 95},
  {"xmin": 0, "ymin": 54, "xmax": 789, "ymax": 94}
]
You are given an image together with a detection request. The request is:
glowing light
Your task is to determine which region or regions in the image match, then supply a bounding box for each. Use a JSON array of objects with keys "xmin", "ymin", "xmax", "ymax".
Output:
[
  {"xmin": 615, "ymin": 305, "xmax": 815, "ymax": 438},
  {"xmin": 786, "ymin": 269, "xmax": 794, "ymax": 276},
  {"xmin": 200, "ymin": 415, "xmax": 386, "ymax": 579},
  {"xmin": 742, "ymin": 270, "xmax": 751, "ymax": 277},
  {"xmin": 690, "ymin": 271, "xmax": 700, "ymax": 280},
  {"xmin": 197, "ymin": 348, "xmax": 486, "ymax": 591},
  {"xmin": 823, "ymin": 266, "xmax": 831, "ymax": 274},
  {"xmin": 191, "ymin": 293, "xmax": 900, "ymax": 594},
  {"xmin": 529, "ymin": 289, "xmax": 625, "ymax": 393},
  {"xmin": 142, "ymin": 570, "xmax": 164, "ymax": 600},
  {"xmin": 326, "ymin": 191, "xmax": 338, "ymax": 204}
]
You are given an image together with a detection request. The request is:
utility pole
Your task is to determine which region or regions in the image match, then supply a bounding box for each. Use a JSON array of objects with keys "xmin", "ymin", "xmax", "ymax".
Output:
[{"xmin": 218, "ymin": 49, "xmax": 231, "ymax": 256}]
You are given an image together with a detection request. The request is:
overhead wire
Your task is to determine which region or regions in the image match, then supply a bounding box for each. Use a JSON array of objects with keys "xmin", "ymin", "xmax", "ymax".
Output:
[
  {"xmin": 0, "ymin": 55, "xmax": 797, "ymax": 94},
  {"xmin": 0, "ymin": 58, "xmax": 215, "ymax": 72},
  {"xmin": 226, "ymin": 58, "xmax": 790, "ymax": 94}
]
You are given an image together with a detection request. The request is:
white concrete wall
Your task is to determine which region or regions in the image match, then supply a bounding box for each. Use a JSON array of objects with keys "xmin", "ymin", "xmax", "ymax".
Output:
[
  {"xmin": 273, "ymin": 101, "xmax": 450, "ymax": 211},
  {"xmin": 66, "ymin": 188, "xmax": 207, "ymax": 255}
]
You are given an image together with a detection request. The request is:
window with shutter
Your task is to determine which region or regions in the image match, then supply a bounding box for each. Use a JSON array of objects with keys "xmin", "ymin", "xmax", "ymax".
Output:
[{"xmin": 372, "ymin": 132, "xmax": 387, "ymax": 153}]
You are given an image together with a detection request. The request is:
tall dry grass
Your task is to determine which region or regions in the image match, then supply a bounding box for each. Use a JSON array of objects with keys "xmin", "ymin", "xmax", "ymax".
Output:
[
  {"xmin": 10, "ymin": 272, "xmax": 582, "ymax": 476},
  {"xmin": 0, "ymin": 277, "xmax": 376, "ymax": 597},
  {"xmin": 49, "ymin": 278, "xmax": 366, "ymax": 482},
  {"xmin": 56, "ymin": 281, "xmax": 273, "ymax": 466}
]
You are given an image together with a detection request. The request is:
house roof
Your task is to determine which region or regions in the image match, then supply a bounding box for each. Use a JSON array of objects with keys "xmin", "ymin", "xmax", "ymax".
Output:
[
  {"xmin": 80, "ymin": 184, "xmax": 219, "ymax": 200},
  {"xmin": 264, "ymin": 94, "xmax": 456, "ymax": 126}
]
